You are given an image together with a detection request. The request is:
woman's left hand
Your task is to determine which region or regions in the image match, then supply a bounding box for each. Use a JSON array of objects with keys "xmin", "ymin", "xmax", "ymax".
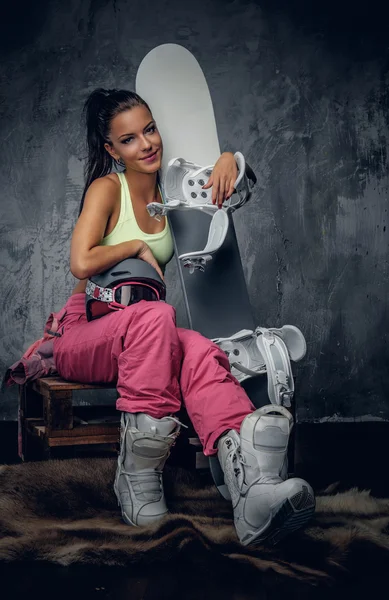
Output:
[{"xmin": 202, "ymin": 152, "xmax": 238, "ymax": 209}]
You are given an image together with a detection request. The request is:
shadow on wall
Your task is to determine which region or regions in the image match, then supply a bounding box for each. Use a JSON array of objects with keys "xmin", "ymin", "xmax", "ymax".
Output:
[
  {"xmin": 0, "ymin": 0, "xmax": 52, "ymax": 55},
  {"xmin": 258, "ymin": 0, "xmax": 389, "ymax": 60}
]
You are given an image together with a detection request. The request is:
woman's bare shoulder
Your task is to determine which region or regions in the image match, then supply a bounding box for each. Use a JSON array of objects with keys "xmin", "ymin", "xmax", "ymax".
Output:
[
  {"xmin": 83, "ymin": 173, "xmax": 120, "ymax": 209},
  {"xmin": 105, "ymin": 172, "xmax": 121, "ymax": 186},
  {"xmin": 89, "ymin": 172, "xmax": 120, "ymax": 192}
]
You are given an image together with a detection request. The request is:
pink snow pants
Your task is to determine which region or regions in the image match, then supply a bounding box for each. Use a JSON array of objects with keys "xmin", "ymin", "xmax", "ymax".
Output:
[{"xmin": 53, "ymin": 294, "xmax": 255, "ymax": 455}]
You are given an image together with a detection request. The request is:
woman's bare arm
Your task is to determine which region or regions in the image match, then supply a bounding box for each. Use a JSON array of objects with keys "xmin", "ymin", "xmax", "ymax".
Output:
[{"xmin": 70, "ymin": 177, "xmax": 143, "ymax": 280}]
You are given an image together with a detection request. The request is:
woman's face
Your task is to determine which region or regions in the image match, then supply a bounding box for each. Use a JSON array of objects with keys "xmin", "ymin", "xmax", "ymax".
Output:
[{"xmin": 105, "ymin": 105, "xmax": 163, "ymax": 173}]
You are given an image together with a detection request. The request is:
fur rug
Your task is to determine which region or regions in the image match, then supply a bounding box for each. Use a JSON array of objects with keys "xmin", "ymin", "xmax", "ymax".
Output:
[{"xmin": 1, "ymin": 458, "xmax": 389, "ymax": 589}]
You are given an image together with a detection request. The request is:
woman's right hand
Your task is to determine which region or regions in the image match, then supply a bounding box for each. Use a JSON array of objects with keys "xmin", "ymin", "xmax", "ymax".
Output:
[{"xmin": 137, "ymin": 242, "xmax": 164, "ymax": 280}]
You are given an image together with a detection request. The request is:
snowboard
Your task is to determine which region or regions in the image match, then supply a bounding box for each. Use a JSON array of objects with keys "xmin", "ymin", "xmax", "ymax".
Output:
[
  {"xmin": 136, "ymin": 45, "xmax": 266, "ymax": 410},
  {"xmin": 136, "ymin": 45, "xmax": 269, "ymax": 492}
]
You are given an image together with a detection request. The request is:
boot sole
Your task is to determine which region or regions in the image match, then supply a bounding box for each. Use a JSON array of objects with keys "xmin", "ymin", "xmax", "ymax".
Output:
[{"xmin": 241, "ymin": 485, "xmax": 315, "ymax": 546}]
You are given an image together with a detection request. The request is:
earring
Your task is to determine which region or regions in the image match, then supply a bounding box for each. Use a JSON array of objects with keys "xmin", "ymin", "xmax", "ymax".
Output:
[{"xmin": 115, "ymin": 157, "xmax": 125, "ymax": 168}]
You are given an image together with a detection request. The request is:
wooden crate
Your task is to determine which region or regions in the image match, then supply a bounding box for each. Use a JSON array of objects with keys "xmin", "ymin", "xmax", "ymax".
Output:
[
  {"xmin": 19, "ymin": 377, "xmax": 119, "ymax": 460},
  {"xmin": 18, "ymin": 377, "xmax": 206, "ymax": 467}
]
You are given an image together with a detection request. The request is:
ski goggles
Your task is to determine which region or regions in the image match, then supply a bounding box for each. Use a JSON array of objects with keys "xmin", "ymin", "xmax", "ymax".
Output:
[{"xmin": 86, "ymin": 280, "xmax": 162, "ymax": 320}]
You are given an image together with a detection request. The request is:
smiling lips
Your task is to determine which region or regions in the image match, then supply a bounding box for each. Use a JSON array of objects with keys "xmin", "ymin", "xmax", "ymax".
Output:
[{"xmin": 141, "ymin": 149, "xmax": 159, "ymax": 161}]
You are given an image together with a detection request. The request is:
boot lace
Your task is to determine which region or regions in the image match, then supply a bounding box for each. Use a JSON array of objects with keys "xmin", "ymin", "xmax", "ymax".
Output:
[
  {"xmin": 232, "ymin": 447, "xmax": 280, "ymax": 487},
  {"xmin": 232, "ymin": 448, "xmax": 246, "ymax": 485}
]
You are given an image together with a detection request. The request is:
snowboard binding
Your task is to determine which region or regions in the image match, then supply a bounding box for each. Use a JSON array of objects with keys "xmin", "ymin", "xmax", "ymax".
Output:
[
  {"xmin": 210, "ymin": 324, "xmax": 307, "ymax": 500},
  {"xmin": 212, "ymin": 325, "xmax": 307, "ymax": 407},
  {"xmin": 147, "ymin": 152, "xmax": 257, "ymax": 273}
]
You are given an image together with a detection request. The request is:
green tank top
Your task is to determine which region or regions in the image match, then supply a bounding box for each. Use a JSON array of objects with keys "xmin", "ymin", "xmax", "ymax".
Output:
[{"xmin": 100, "ymin": 172, "xmax": 174, "ymax": 268}]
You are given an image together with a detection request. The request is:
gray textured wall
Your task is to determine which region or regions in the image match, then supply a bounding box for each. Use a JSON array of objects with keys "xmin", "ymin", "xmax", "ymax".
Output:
[{"xmin": 1, "ymin": 0, "xmax": 388, "ymax": 422}]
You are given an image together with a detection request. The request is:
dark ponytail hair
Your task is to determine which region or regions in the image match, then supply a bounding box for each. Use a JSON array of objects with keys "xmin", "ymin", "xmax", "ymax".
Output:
[{"xmin": 79, "ymin": 88, "xmax": 151, "ymax": 214}]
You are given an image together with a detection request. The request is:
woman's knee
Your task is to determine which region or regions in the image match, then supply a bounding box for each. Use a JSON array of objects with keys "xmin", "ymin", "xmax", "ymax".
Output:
[
  {"xmin": 178, "ymin": 328, "xmax": 216, "ymax": 352},
  {"xmin": 120, "ymin": 300, "xmax": 176, "ymax": 337},
  {"xmin": 136, "ymin": 300, "xmax": 176, "ymax": 323},
  {"xmin": 178, "ymin": 328, "xmax": 230, "ymax": 367}
]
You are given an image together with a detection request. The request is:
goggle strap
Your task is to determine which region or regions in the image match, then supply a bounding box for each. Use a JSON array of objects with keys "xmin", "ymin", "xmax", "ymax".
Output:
[
  {"xmin": 86, "ymin": 280, "xmax": 160, "ymax": 303},
  {"xmin": 86, "ymin": 280, "xmax": 114, "ymax": 303}
]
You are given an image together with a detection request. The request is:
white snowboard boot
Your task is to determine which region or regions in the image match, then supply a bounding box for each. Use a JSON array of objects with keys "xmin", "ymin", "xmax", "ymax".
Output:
[
  {"xmin": 218, "ymin": 405, "xmax": 315, "ymax": 546},
  {"xmin": 114, "ymin": 412, "xmax": 181, "ymax": 526}
]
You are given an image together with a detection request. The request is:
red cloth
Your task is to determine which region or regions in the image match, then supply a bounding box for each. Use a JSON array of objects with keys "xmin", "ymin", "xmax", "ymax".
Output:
[{"xmin": 2, "ymin": 307, "xmax": 68, "ymax": 389}]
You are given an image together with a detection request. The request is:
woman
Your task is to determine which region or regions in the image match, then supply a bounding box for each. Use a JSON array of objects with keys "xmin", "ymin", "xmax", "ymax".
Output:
[{"xmin": 53, "ymin": 88, "xmax": 315, "ymax": 546}]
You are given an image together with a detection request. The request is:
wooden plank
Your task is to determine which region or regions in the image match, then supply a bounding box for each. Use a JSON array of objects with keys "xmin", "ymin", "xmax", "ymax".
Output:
[
  {"xmin": 32, "ymin": 377, "xmax": 116, "ymax": 394},
  {"xmin": 26, "ymin": 418, "xmax": 119, "ymax": 438},
  {"xmin": 33, "ymin": 425, "xmax": 119, "ymax": 446},
  {"xmin": 49, "ymin": 426, "xmax": 120, "ymax": 438},
  {"xmin": 47, "ymin": 434, "xmax": 119, "ymax": 447},
  {"xmin": 44, "ymin": 390, "xmax": 74, "ymax": 432}
]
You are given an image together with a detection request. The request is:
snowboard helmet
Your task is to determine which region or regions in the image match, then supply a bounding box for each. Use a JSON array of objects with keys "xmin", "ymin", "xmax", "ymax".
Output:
[{"xmin": 85, "ymin": 258, "xmax": 166, "ymax": 321}]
